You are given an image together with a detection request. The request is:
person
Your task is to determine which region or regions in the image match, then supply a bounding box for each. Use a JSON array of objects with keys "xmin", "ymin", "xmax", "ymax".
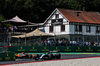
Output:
[
  {"xmin": 86, "ymin": 41, "xmax": 88, "ymax": 46},
  {"xmin": 18, "ymin": 37, "xmax": 21, "ymax": 45},
  {"xmin": 73, "ymin": 41, "xmax": 76, "ymax": 46},
  {"xmin": 14, "ymin": 26, "xmax": 18, "ymax": 32},
  {"xmin": 44, "ymin": 40, "xmax": 47, "ymax": 46},
  {"xmin": 79, "ymin": 41, "xmax": 82, "ymax": 46},
  {"xmin": 9, "ymin": 26, "xmax": 13, "ymax": 32},
  {"xmin": 51, "ymin": 40, "xmax": 54, "ymax": 46},
  {"xmin": 83, "ymin": 42, "xmax": 86, "ymax": 46},
  {"xmin": 47, "ymin": 40, "xmax": 51, "ymax": 46},
  {"xmin": 58, "ymin": 40, "xmax": 60, "ymax": 45},
  {"xmin": 91, "ymin": 41, "xmax": 94, "ymax": 46},
  {"xmin": 88, "ymin": 41, "xmax": 91, "ymax": 46},
  {"xmin": 67, "ymin": 40, "xmax": 70, "ymax": 46},
  {"xmin": 75, "ymin": 41, "xmax": 78, "ymax": 46},
  {"xmin": 63, "ymin": 40, "xmax": 67, "ymax": 46},
  {"xmin": 42, "ymin": 39, "xmax": 45, "ymax": 46},
  {"xmin": 70, "ymin": 41, "xmax": 72, "ymax": 46},
  {"xmin": 94, "ymin": 41, "xmax": 97, "ymax": 46},
  {"xmin": 59, "ymin": 40, "xmax": 63, "ymax": 46}
]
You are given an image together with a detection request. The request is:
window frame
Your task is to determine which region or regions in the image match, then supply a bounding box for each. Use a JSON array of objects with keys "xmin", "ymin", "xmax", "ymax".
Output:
[
  {"xmin": 96, "ymin": 26, "xmax": 100, "ymax": 33},
  {"xmin": 75, "ymin": 25, "xmax": 82, "ymax": 32},
  {"xmin": 49, "ymin": 26, "xmax": 53, "ymax": 33},
  {"xmin": 55, "ymin": 14, "xmax": 59, "ymax": 19},
  {"xmin": 61, "ymin": 25, "xmax": 65, "ymax": 32},
  {"xmin": 86, "ymin": 25, "xmax": 91, "ymax": 33}
]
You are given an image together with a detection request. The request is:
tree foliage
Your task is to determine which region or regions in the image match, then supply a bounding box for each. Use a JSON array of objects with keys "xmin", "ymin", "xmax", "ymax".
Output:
[{"xmin": 0, "ymin": 0, "xmax": 100, "ymax": 23}]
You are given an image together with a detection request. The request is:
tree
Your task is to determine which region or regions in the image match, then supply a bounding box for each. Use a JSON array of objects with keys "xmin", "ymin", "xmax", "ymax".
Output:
[{"xmin": 0, "ymin": 0, "xmax": 100, "ymax": 23}]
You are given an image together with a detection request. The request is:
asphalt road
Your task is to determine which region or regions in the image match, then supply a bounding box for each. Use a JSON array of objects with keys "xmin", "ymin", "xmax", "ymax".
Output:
[{"xmin": 0, "ymin": 54, "xmax": 100, "ymax": 65}]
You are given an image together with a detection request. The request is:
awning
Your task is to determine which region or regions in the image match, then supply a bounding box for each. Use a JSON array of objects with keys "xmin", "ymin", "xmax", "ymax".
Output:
[
  {"xmin": 2, "ymin": 16, "xmax": 33, "ymax": 26},
  {"xmin": 12, "ymin": 29, "xmax": 54, "ymax": 38}
]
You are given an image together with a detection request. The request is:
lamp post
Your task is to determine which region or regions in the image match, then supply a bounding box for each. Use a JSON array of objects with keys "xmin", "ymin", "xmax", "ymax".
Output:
[
  {"xmin": 6, "ymin": 32, "xmax": 11, "ymax": 52},
  {"xmin": 40, "ymin": 35, "xmax": 42, "ymax": 46},
  {"xmin": 96, "ymin": 27, "xmax": 99, "ymax": 46},
  {"xmin": 82, "ymin": 26, "xmax": 84, "ymax": 46},
  {"xmin": 83, "ymin": 34, "xmax": 84, "ymax": 46},
  {"xmin": 97, "ymin": 33, "xmax": 99, "ymax": 46},
  {"xmin": 25, "ymin": 33, "xmax": 26, "ymax": 46}
]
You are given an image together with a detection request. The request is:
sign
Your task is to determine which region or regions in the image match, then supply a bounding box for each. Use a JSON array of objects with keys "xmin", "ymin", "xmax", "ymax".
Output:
[
  {"xmin": 42, "ymin": 47, "xmax": 49, "ymax": 51},
  {"xmin": 75, "ymin": 47, "xmax": 82, "ymax": 51},
  {"xmin": 65, "ymin": 47, "xmax": 71, "ymax": 51},
  {"xmin": 8, "ymin": 46, "xmax": 100, "ymax": 52},
  {"xmin": 0, "ymin": 52, "xmax": 15, "ymax": 61},
  {"xmin": 53, "ymin": 47, "xmax": 60, "ymax": 51},
  {"xmin": 30, "ymin": 47, "xmax": 37, "ymax": 51},
  {"xmin": 18, "ymin": 47, "xmax": 25, "ymax": 51}
]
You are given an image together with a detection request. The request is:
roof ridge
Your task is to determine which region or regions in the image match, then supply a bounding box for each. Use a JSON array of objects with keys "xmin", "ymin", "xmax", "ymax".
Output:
[{"xmin": 57, "ymin": 8, "xmax": 98, "ymax": 13}]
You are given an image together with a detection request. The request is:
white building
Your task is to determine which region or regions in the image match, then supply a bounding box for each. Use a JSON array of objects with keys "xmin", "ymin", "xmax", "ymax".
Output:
[{"xmin": 39, "ymin": 8, "xmax": 100, "ymax": 42}]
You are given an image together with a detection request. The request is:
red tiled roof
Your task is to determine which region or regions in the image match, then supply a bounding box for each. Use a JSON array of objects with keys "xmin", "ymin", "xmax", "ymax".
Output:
[{"xmin": 58, "ymin": 8, "xmax": 100, "ymax": 24}]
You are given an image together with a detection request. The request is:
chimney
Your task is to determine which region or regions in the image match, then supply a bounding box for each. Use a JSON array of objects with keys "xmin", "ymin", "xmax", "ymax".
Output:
[{"xmin": 76, "ymin": 12, "xmax": 81, "ymax": 16}]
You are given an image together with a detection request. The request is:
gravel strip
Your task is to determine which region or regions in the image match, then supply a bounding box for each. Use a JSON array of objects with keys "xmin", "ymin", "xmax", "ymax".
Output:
[{"xmin": 5, "ymin": 58, "xmax": 100, "ymax": 66}]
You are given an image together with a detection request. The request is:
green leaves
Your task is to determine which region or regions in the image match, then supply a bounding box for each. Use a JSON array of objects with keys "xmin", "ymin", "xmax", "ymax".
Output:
[
  {"xmin": 0, "ymin": 14, "xmax": 6, "ymax": 21},
  {"xmin": 0, "ymin": 0, "xmax": 100, "ymax": 24}
]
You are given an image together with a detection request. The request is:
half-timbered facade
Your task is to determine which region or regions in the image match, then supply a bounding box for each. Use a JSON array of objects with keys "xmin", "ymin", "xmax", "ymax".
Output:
[{"xmin": 39, "ymin": 8, "xmax": 100, "ymax": 42}]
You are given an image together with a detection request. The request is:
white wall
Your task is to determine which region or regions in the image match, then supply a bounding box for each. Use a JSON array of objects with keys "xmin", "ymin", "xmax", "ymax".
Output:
[
  {"xmin": 65, "ymin": 25, "xmax": 69, "ymax": 34},
  {"xmin": 41, "ymin": 19, "xmax": 98, "ymax": 36},
  {"xmin": 44, "ymin": 24, "xmax": 70, "ymax": 35},
  {"xmin": 52, "ymin": 15, "xmax": 55, "ymax": 19},
  {"xmin": 69, "ymin": 25, "xmax": 74, "ymax": 34},
  {"xmin": 42, "ymin": 22, "xmax": 99, "ymax": 36},
  {"xmin": 44, "ymin": 26, "xmax": 49, "ymax": 33},
  {"xmin": 84, "ymin": 26, "xmax": 96, "ymax": 35},
  {"xmin": 59, "ymin": 14, "xmax": 63, "ymax": 18},
  {"xmin": 42, "ymin": 10, "xmax": 70, "ymax": 35},
  {"xmin": 69, "ymin": 25, "xmax": 97, "ymax": 36},
  {"xmin": 91, "ymin": 26, "xmax": 96, "ymax": 35}
]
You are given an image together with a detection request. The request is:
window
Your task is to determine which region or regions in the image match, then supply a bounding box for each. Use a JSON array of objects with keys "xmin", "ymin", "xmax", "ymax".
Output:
[
  {"xmin": 96, "ymin": 26, "xmax": 100, "ymax": 33},
  {"xmin": 49, "ymin": 26, "xmax": 53, "ymax": 32},
  {"xmin": 75, "ymin": 25, "xmax": 79, "ymax": 32},
  {"xmin": 79, "ymin": 25, "xmax": 82, "ymax": 32},
  {"xmin": 61, "ymin": 25, "xmax": 65, "ymax": 32},
  {"xmin": 51, "ymin": 19, "xmax": 63, "ymax": 25},
  {"xmin": 56, "ymin": 14, "xmax": 59, "ymax": 19},
  {"xmin": 58, "ymin": 19, "xmax": 63, "ymax": 22},
  {"xmin": 86, "ymin": 26, "xmax": 91, "ymax": 32},
  {"xmin": 52, "ymin": 20, "xmax": 56, "ymax": 23},
  {"xmin": 75, "ymin": 25, "xmax": 82, "ymax": 32}
]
